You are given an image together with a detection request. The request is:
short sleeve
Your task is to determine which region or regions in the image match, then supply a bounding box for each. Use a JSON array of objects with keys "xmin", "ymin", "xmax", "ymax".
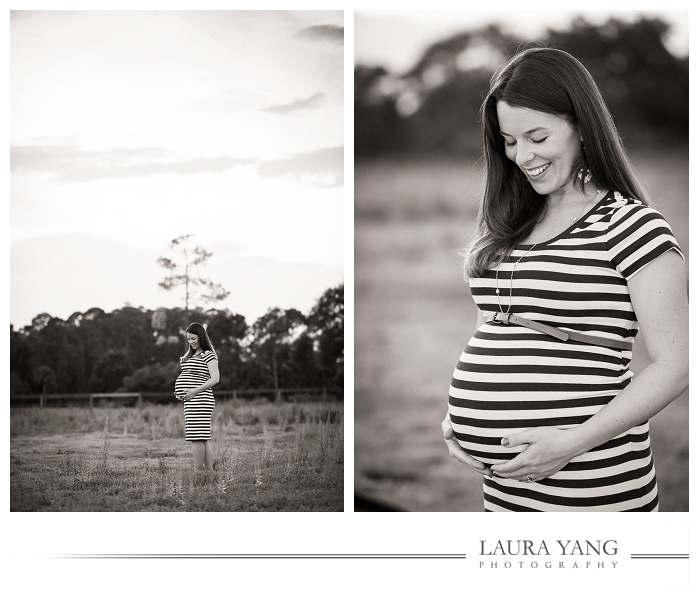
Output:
[
  {"xmin": 607, "ymin": 202, "xmax": 684, "ymax": 279},
  {"xmin": 201, "ymin": 351, "xmax": 218, "ymax": 364}
]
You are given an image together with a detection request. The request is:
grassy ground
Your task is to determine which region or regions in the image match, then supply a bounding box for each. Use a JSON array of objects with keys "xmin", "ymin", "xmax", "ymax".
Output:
[
  {"xmin": 355, "ymin": 148, "xmax": 689, "ymax": 512},
  {"xmin": 10, "ymin": 401, "xmax": 344, "ymax": 512}
]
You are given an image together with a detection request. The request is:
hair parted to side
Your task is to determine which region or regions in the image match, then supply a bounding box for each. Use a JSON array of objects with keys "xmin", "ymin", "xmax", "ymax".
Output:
[
  {"xmin": 465, "ymin": 46, "xmax": 648, "ymax": 278},
  {"xmin": 182, "ymin": 322, "xmax": 216, "ymax": 361}
]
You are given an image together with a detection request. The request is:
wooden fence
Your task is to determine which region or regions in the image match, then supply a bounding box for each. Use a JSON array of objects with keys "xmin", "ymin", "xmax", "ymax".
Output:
[{"xmin": 10, "ymin": 387, "xmax": 341, "ymax": 407}]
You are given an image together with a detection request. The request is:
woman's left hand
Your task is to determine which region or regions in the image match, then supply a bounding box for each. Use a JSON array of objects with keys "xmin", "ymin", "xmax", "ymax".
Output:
[
  {"xmin": 490, "ymin": 427, "xmax": 580, "ymax": 482},
  {"xmin": 183, "ymin": 389, "xmax": 198, "ymax": 401}
]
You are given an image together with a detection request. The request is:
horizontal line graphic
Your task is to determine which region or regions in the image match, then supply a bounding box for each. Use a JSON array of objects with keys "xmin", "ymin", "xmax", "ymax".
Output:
[
  {"xmin": 630, "ymin": 554, "xmax": 688, "ymax": 559},
  {"xmin": 48, "ymin": 554, "xmax": 467, "ymax": 559}
]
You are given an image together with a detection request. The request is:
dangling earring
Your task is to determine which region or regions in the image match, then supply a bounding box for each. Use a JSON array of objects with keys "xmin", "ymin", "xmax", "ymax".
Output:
[{"xmin": 577, "ymin": 168, "xmax": 592, "ymax": 184}]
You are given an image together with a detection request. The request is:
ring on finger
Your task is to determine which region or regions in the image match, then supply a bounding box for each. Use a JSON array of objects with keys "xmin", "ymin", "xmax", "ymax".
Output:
[{"xmin": 526, "ymin": 474, "xmax": 535, "ymax": 483}]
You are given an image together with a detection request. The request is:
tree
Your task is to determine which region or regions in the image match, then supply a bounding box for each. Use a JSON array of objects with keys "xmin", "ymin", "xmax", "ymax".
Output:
[
  {"xmin": 121, "ymin": 362, "xmax": 180, "ymax": 393},
  {"xmin": 90, "ymin": 349, "xmax": 134, "ymax": 392},
  {"xmin": 33, "ymin": 365, "xmax": 56, "ymax": 396},
  {"xmin": 355, "ymin": 18, "xmax": 688, "ymax": 156},
  {"xmin": 288, "ymin": 333, "xmax": 320, "ymax": 388},
  {"xmin": 10, "ymin": 325, "xmax": 33, "ymax": 394},
  {"xmin": 156, "ymin": 234, "xmax": 230, "ymax": 318},
  {"xmin": 308, "ymin": 284, "xmax": 344, "ymax": 387},
  {"xmin": 206, "ymin": 310, "xmax": 248, "ymax": 389},
  {"xmin": 249, "ymin": 308, "xmax": 306, "ymax": 398}
]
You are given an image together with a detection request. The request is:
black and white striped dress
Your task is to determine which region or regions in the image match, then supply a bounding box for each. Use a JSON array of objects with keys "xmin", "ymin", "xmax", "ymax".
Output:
[
  {"xmin": 448, "ymin": 191, "xmax": 683, "ymax": 511},
  {"xmin": 175, "ymin": 350, "xmax": 217, "ymax": 441}
]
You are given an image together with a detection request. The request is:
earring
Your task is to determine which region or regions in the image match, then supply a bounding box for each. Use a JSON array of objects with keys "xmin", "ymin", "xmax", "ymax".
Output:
[{"xmin": 577, "ymin": 168, "xmax": 592, "ymax": 184}]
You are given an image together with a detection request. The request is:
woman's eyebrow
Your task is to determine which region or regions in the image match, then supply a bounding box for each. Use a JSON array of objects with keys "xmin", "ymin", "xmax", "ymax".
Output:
[{"xmin": 500, "ymin": 126, "xmax": 548, "ymax": 136}]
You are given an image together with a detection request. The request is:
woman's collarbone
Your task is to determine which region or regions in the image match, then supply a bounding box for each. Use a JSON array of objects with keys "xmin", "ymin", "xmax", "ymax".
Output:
[{"xmin": 522, "ymin": 206, "xmax": 582, "ymax": 244}]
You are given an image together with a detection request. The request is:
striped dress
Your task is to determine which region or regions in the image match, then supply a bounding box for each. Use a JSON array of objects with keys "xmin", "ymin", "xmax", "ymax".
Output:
[
  {"xmin": 175, "ymin": 350, "xmax": 217, "ymax": 441},
  {"xmin": 448, "ymin": 191, "xmax": 683, "ymax": 511}
]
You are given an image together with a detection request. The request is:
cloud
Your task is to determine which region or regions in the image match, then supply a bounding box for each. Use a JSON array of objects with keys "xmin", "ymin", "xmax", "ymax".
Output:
[
  {"xmin": 11, "ymin": 146, "xmax": 254, "ymax": 182},
  {"xmin": 296, "ymin": 24, "xmax": 344, "ymax": 45},
  {"xmin": 259, "ymin": 146, "xmax": 343, "ymax": 187},
  {"xmin": 262, "ymin": 92, "xmax": 325, "ymax": 115},
  {"xmin": 11, "ymin": 144, "xmax": 344, "ymax": 187}
]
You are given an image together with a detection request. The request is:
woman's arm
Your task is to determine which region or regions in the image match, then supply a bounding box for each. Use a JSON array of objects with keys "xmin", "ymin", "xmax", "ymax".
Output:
[
  {"xmin": 442, "ymin": 309, "xmax": 493, "ymax": 477},
  {"xmin": 183, "ymin": 360, "xmax": 221, "ymax": 401},
  {"xmin": 491, "ymin": 249, "xmax": 688, "ymax": 481}
]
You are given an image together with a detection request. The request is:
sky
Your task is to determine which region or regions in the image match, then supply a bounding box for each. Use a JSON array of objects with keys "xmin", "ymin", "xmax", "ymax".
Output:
[
  {"xmin": 355, "ymin": 9, "xmax": 689, "ymax": 73},
  {"xmin": 10, "ymin": 10, "xmax": 344, "ymax": 329}
]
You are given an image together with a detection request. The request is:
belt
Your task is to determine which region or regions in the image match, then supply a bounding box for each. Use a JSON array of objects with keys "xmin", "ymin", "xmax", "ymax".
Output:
[{"xmin": 485, "ymin": 312, "xmax": 632, "ymax": 351}]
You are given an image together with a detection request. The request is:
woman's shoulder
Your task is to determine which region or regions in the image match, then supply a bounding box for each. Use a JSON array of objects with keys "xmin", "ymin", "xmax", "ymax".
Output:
[
  {"xmin": 606, "ymin": 191, "xmax": 644, "ymax": 211},
  {"xmin": 605, "ymin": 191, "xmax": 666, "ymax": 225},
  {"xmin": 200, "ymin": 350, "xmax": 218, "ymax": 362}
]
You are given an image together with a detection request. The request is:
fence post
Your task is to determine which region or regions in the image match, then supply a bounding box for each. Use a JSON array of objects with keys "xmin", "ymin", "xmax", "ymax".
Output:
[
  {"xmin": 232, "ymin": 389, "xmax": 237, "ymax": 405},
  {"xmin": 89, "ymin": 395, "xmax": 93, "ymax": 409},
  {"xmin": 40, "ymin": 394, "xmax": 44, "ymax": 408}
]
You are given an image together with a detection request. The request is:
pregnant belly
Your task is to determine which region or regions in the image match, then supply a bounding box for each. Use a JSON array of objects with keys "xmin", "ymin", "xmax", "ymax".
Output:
[
  {"xmin": 448, "ymin": 359, "xmax": 619, "ymax": 466},
  {"xmin": 175, "ymin": 374, "xmax": 200, "ymax": 397},
  {"xmin": 448, "ymin": 398, "xmax": 532, "ymax": 466},
  {"xmin": 448, "ymin": 325, "xmax": 627, "ymax": 465}
]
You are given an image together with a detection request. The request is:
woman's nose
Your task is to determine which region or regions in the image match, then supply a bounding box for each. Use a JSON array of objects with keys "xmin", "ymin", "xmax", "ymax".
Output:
[{"xmin": 515, "ymin": 146, "xmax": 534, "ymax": 167}]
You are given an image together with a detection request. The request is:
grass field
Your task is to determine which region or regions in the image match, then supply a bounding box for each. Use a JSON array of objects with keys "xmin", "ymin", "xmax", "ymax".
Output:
[
  {"xmin": 355, "ymin": 148, "xmax": 689, "ymax": 512},
  {"xmin": 10, "ymin": 401, "xmax": 344, "ymax": 512}
]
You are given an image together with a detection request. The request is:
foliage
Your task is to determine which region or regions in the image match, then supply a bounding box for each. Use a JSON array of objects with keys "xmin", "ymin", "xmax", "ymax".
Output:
[
  {"xmin": 356, "ymin": 18, "xmax": 688, "ymax": 157},
  {"xmin": 32, "ymin": 365, "xmax": 56, "ymax": 395},
  {"xmin": 121, "ymin": 362, "xmax": 181, "ymax": 393},
  {"xmin": 91, "ymin": 349, "xmax": 134, "ymax": 393},
  {"xmin": 157, "ymin": 234, "xmax": 230, "ymax": 316},
  {"xmin": 10, "ymin": 284, "xmax": 344, "ymax": 396},
  {"xmin": 248, "ymin": 307, "xmax": 306, "ymax": 390},
  {"xmin": 307, "ymin": 284, "xmax": 344, "ymax": 386}
]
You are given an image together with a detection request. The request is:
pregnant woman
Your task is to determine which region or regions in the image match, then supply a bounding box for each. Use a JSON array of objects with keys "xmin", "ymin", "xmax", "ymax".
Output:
[
  {"xmin": 442, "ymin": 48, "xmax": 688, "ymax": 511},
  {"xmin": 175, "ymin": 322, "xmax": 220, "ymax": 472}
]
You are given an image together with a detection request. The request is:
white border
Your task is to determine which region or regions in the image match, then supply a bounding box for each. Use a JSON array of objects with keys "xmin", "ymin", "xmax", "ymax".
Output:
[{"xmin": 5, "ymin": 4, "xmax": 694, "ymax": 596}]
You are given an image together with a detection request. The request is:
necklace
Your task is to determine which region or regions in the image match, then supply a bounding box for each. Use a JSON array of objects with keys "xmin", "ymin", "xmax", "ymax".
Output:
[
  {"xmin": 495, "ymin": 189, "xmax": 602, "ymax": 313},
  {"xmin": 495, "ymin": 244, "xmax": 537, "ymax": 314},
  {"xmin": 572, "ymin": 188, "xmax": 603, "ymax": 223}
]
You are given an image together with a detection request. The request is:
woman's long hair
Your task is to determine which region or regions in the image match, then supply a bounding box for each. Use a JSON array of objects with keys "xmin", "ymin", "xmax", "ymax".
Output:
[
  {"xmin": 181, "ymin": 322, "xmax": 216, "ymax": 362},
  {"xmin": 465, "ymin": 47, "xmax": 649, "ymax": 277}
]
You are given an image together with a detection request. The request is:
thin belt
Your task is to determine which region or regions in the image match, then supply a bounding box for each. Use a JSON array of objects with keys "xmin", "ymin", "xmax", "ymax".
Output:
[{"xmin": 485, "ymin": 312, "xmax": 632, "ymax": 351}]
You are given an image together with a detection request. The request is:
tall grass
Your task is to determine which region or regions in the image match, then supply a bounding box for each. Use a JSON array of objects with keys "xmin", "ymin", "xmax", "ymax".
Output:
[
  {"xmin": 10, "ymin": 401, "xmax": 342, "ymax": 438},
  {"xmin": 10, "ymin": 401, "xmax": 344, "ymax": 512}
]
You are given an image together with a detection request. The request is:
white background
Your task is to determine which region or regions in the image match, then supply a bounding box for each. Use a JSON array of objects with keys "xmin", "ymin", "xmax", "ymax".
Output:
[{"xmin": 4, "ymin": 2, "xmax": 694, "ymax": 596}]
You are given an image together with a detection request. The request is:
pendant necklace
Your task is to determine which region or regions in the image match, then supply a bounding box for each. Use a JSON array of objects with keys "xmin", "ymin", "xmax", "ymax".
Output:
[
  {"xmin": 495, "ymin": 244, "xmax": 537, "ymax": 314},
  {"xmin": 572, "ymin": 188, "xmax": 603, "ymax": 223},
  {"xmin": 496, "ymin": 188, "xmax": 602, "ymax": 312}
]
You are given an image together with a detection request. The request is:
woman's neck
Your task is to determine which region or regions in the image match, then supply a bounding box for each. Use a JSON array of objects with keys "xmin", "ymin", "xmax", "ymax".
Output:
[
  {"xmin": 546, "ymin": 181, "xmax": 601, "ymax": 208},
  {"xmin": 519, "ymin": 184, "xmax": 607, "ymax": 245}
]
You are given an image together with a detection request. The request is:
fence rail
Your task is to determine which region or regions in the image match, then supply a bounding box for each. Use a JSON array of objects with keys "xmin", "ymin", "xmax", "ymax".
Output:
[{"xmin": 10, "ymin": 387, "xmax": 341, "ymax": 407}]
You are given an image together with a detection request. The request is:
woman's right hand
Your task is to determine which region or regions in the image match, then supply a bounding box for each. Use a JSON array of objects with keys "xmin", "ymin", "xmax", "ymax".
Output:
[{"xmin": 442, "ymin": 413, "xmax": 493, "ymax": 478}]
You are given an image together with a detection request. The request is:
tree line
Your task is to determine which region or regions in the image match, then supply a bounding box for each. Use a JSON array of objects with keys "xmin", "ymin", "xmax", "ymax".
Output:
[
  {"xmin": 356, "ymin": 17, "xmax": 688, "ymax": 157},
  {"xmin": 10, "ymin": 284, "xmax": 343, "ymax": 397}
]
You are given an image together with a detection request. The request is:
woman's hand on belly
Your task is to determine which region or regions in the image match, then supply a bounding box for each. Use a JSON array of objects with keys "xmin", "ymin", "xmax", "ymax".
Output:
[
  {"xmin": 183, "ymin": 389, "xmax": 198, "ymax": 401},
  {"xmin": 490, "ymin": 427, "xmax": 580, "ymax": 482},
  {"xmin": 442, "ymin": 413, "xmax": 493, "ymax": 478}
]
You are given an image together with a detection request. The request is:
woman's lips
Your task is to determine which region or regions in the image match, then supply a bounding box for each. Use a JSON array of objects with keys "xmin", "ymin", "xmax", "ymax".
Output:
[{"xmin": 525, "ymin": 162, "xmax": 551, "ymax": 178}]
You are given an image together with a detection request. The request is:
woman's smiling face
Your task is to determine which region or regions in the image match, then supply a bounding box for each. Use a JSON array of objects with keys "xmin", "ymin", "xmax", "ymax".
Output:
[
  {"xmin": 187, "ymin": 333, "xmax": 199, "ymax": 351},
  {"xmin": 496, "ymin": 101, "xmax": 582, "ymax": 198}
]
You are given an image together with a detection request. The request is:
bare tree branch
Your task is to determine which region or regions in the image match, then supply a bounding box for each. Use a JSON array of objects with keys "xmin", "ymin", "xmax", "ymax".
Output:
[{"xmin": 156, "ymin": 234, "xmax": 230, "ymax": 316}]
